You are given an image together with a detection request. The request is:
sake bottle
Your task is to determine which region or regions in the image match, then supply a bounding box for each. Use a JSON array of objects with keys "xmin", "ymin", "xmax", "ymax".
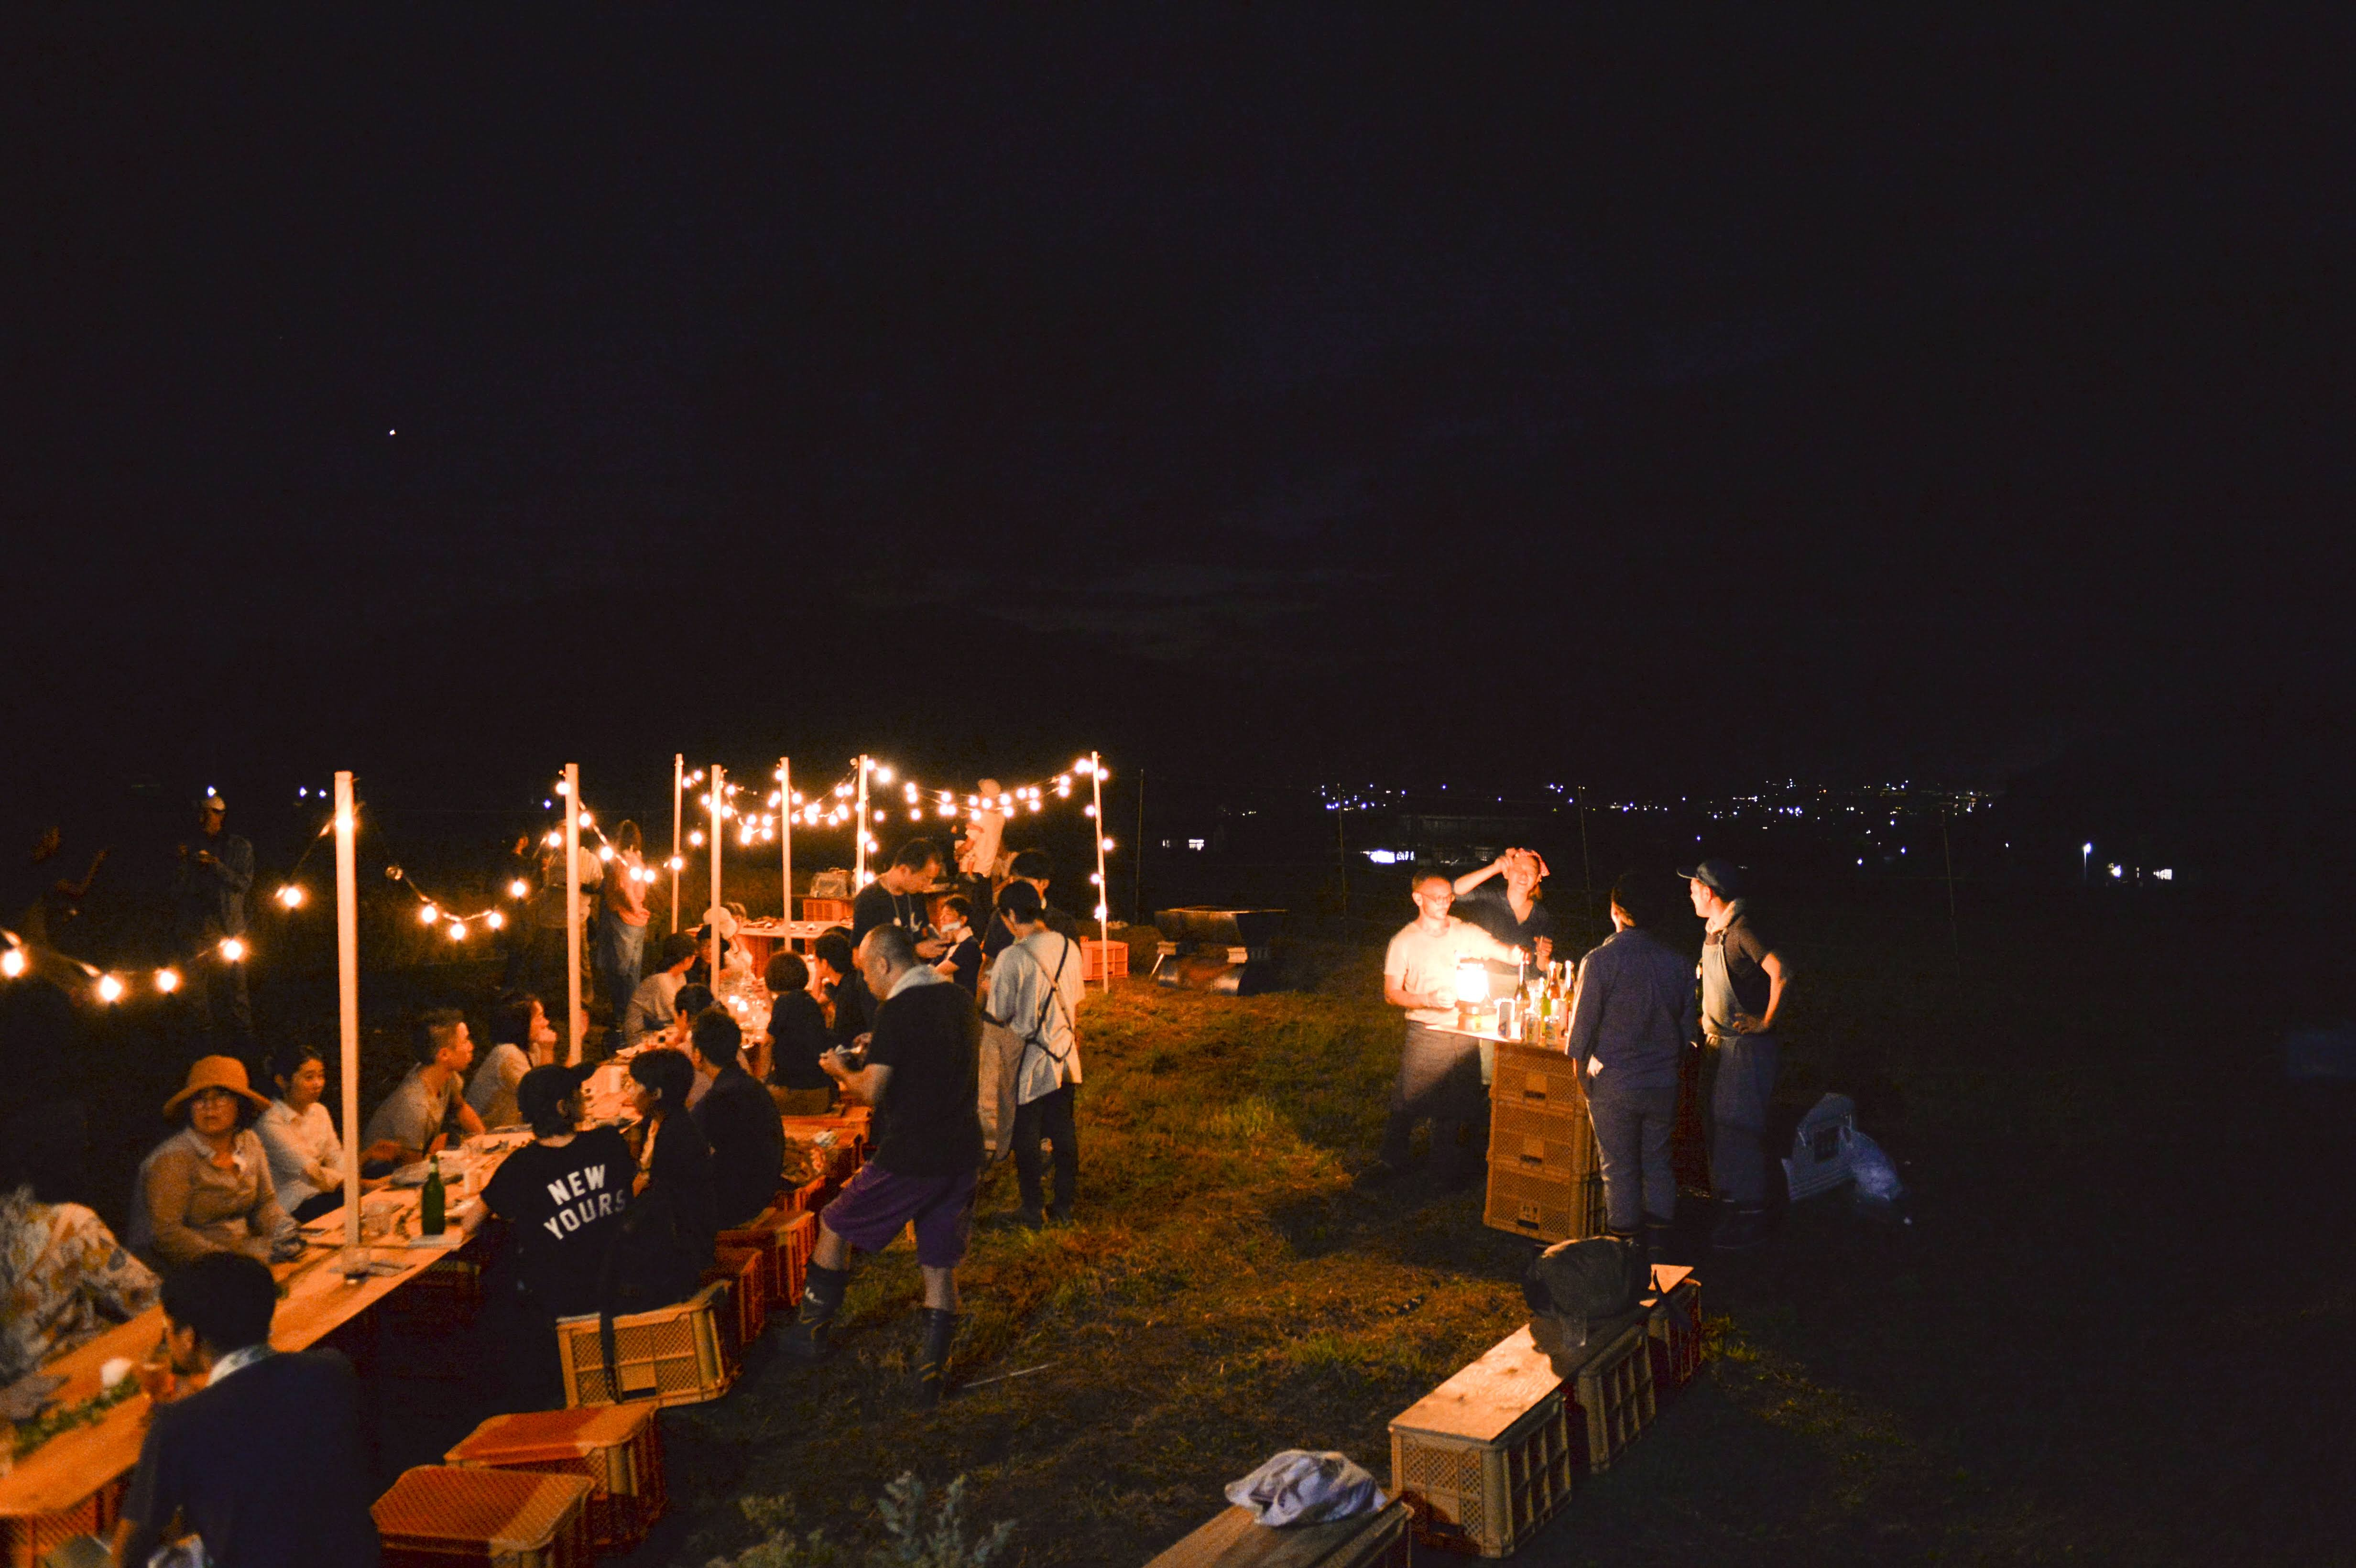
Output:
[{"xmin": 420, "ymin": 1154, "xmax": 446, "ymax": 1237}]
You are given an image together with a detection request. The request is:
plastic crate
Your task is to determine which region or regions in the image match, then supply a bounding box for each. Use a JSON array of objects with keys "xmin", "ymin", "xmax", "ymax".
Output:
[
  {"xmin": 716, "ymin": 1206, "xmax": 817, "ymax": 1309},
  {"xmin": 0, "ymin": 1476, "xmax": 127, "ymax": 1568},
  {"xmin": 705, "ymin": 1244, "xmax": 768, "ymax": 1345},
  {"xmin": 800, "ymin": 897, "xmax": 852, "ymax": 925},
  {"xmin": 445, "ymin": 1404, "xmax": 666, "ymax": 1557},
  {"xmin": 1645, "ymin": 1265, "xmax": 1703, "ymax": 1393},
  {"xmin": 1143, "ymin": 1497, "xmax": 1412, "ymax": 1567},
  {"xmin": 782, "ymin": 1175, "xmax": 828, "ymax": 1215},
  {"xmin": 373, "ymin": 1465, "xmax": 594, "ymax": 1568},
  {"xmin": 779, "ymin": 1209, "xmax": 816, "ymax": 1308},
  {"xmin": 1483, "ymin": 1162, "xmax": 1606, "ymax": 1246},
  {"xmin": 1487, "ymin": 1100, "xmax": 1600, "ymax": 1184},
  {"xmin": 1783, "ymin": 1093, "xmax": 1858, "ymax": 1202},
  {"xmin": 1081, "ymin": 939, "xmax": 1128, "ymax": 981},
  {"xmin": 1565, "ymin": 1321, "xmax": 1655, "ymax": 1472},
  {"xmin": 554, "ymin": 1282, "xmax": 735, "ymax": 1409},
  {"xmin": 1390, "ymin": 1327, "xmax": 1576, "ymax": 1557}
]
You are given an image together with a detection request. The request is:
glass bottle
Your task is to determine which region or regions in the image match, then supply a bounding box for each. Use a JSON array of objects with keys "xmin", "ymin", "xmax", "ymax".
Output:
[{"xmin": 420, "ymin": 1154, "xmax": 446, "ymax": 1237}]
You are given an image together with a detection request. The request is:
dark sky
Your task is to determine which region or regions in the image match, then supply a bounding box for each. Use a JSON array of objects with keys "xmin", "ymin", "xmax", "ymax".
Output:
[{"xmin": 7, "ymin": 11, "xmax": 2349, "ymax": 811}]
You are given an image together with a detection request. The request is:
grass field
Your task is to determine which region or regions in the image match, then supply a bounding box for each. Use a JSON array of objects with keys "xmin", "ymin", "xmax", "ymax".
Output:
[{"xmin": 624, "ymin": 882, "xmax": 2354, "ymax": 1565}]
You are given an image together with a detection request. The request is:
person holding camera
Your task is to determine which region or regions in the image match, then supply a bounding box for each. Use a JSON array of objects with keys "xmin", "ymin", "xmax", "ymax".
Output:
[{"xmin": 785, "ymin": 925, "xmax": 983, "ymax": 1406}]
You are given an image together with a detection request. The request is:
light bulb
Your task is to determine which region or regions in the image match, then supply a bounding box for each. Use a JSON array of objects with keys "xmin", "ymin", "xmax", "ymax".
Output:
[
  {"xmin": 910, "ymin": 809, "xmax": 922, "ymax": 822},
  {"xmin": 578, "ymin": 811, "xmax": 593, "ymax": 829},
  {"xmin": 277, "ymin": 884, "xmax": 305, "ymax": 908},
  {"xmin": 791, "ymin": 792, "xmax": 804, "ymax": 805},
  {"xmin": 873, "ymin": 810, "xmax": 884, "ymax": 822},
  {"xmin": 874, "ymin": 766, "xmax": 894, "ymax": 784},
  {"xmin": 544, "ymin": 831, "xmax": 561, "ymax": 848},
  {"xmin": 509, "ymin": 879, "xmax": 530, "ymax": 899},
  {"xmin": 1102, "ymin": 838, "xmax": 1116, "ymax": 851},
  {"xmin": 688, "ymin": 830, "xmax": 705, "ymax": 847},
  {"xmin": 1093, "ymin": 903, "xmax": 1109, "ymax": 921},
  {"xmin": 447, "ymin": 922, "xmax": 466, "ymax": 941},
  {"xmin": 598, "ymin": 845, "xmax": 614, "ymax": 862},
  {"xmin": 0, "ymin": 948, "xmax": 24, "ymax": 979},
  {"xmin": 555, "ymin": 779, "xmax": 570, "ymax": 795},
  {"xmin": 96, "ymin": 974, "xmax": 124, "ymax": 1002},
  {"xmin": 1084, "ymin": 805, "xmax": 1098, "ymax": 818},
  {"xmin": 155, "ymin": 967, "xmax": 181, "ymax": 993},
  {"xmin": 486, "ymin": 910, "xmax": 505, "ymax": 930},
  {"xmin": 218, "ymin": 937, "xmax": 245, "ymax": 962},
  {"xmin": 419, "ymin": 904, "xmax": 439, "ymax": 924},
  {"xmin": 668, "ymin": 856, "xmax": 685, "ymax": 871}
]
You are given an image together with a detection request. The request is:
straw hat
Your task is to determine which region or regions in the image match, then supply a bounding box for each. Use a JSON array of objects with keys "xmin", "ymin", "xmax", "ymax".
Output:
[{"xmin": 162, "ymin": 1055, "xmax": 271, "ymax": 1117}]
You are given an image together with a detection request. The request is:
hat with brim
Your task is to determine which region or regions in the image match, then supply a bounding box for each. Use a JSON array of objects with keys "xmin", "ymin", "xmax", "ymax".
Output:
[
  {"xmin": 701, "ymin": 905, "xmax": 740, "ymax": 940},
  {"xmin": 1677, "ymin": 859, "xmax": 1745, "ymax": 899},
  {"xmin": 163, "ymin": 1054, "xmax": 270, "ymax": 1117}
]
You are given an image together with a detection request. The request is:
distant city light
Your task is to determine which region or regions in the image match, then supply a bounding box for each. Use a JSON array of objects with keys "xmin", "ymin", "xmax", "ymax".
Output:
[{"xmin": 2153, "ymin": 868, "xmax": 2173, "ymax": 882}]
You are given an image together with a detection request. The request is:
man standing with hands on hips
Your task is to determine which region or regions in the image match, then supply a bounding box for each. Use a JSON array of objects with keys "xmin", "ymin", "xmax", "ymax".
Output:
[{"xmin": 1681, "ymin": 859, "xmax": 1793, "ymax": 1252}]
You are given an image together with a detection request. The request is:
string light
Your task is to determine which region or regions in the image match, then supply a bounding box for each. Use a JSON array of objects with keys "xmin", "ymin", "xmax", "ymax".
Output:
[
  {"xmin": 509, "ymin": 879, "xmax": 530, "ymax": 899},
  {"xmin": 486, "ymin": 910, "xmax": 505, "ymax": 930},
  {"xmin": 419, "ymin": 904, "xmax": 439, "ymax": 925},
  {"xmin": 154, "ymin": 968, "xmax": 181, "ymax": 993},
  {"xmin": 96, "ymin": 974, "xmax": 124, "ymax": 1003},
  {"xmin": 0, "ymin": 947, "xmax": 24, "ymax": 979},
  {"xmin": 218, "ymin": 937, "xmax": 245, "ymax": 962},
  {"xmin": 276, "ymin": 885, "xmax": 305, "ymax": 909}
]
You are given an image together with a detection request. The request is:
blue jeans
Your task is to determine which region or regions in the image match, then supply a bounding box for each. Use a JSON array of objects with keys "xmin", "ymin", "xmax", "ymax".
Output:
[
  {"xmin": 1701, "ymin": 1032, "xmax": 1779, "ymax": 1206},
  {"xmin": 594, "ymin": 914, "xmax": 647, "ymax": 1027},
  {"xmin": 1378, "ymin": 1023, "xmax": 1484, "ymax": 1179},
  {"xmin": 1586, "ymin": 1076, "xmax": 1678, "ymax": 1230}
]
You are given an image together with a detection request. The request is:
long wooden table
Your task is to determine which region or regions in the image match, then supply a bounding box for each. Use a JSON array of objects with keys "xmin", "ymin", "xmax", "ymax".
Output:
[{"xmin": 0, "ymin": 1139, "xmax": 520, "ymax": 1558}]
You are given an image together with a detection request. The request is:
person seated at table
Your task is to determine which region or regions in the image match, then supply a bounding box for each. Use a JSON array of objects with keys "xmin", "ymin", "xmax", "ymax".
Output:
[
  {"xmin": 480, "ymin": 1064, "xmax": 636, "ymax": 1406},
  {"xmin": 1451, "ymin": 847, "xmax": 1558, "ymax": 968},
  {"xmin": 812, "ymin": 929, "xmax": 873, "ymax": 1047},
  {"xmin": 128, "ymin": 1056, "xmax": 301, "ymax": 1270},
  {"xmin": 622, "ymin": 932, "xmax": 699, "ymax": 1046},
  {"xmin": 467, "ymin": 991, "xmax": 554, "ymax": 1129},
  {"xmin": 930, "ymin": 894, "xmax": 982, "ymax": 995},
  {"xmin": 662, "ymin": 982, "xmax": 716, "ymax": 1107},
  {"xmin": 688, "ymin": 1009, "xmax": 785, "ymax": 1229},
  {"xmin": 257, "ymin": 1044, "xmax": 380, "ymax": 1225},
  {"xmin": 113, "ymin": 1251, "xmax": 382, "ymax": 1568},
  {"xmin": 360, "ymin": 1007, "xmax": 486, "ymax": 1170},
  {"xmin": 0, "ymin": 1100, "xmax": 158, "ymax": 1391},
  {"xmin": 763, "ymin": 952, "xmax": 835, "ymax": 1115},
  {"xmin": 626, "ymin": 1048, "xmax": 717, "ymax": 1258}
]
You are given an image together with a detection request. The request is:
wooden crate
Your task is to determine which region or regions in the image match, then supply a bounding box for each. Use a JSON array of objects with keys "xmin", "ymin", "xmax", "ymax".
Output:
[
  {"xmin": 1143, "ymin": 1497, "xmax": 1412, "ymax": 1567},
  {"xmin": 1082, "ymin": 938, "xmax": 1128, "ymax": 981},
  {"xmin": 374, "ymin": 1465, "xmax": 594, "ymax": 1568},
  {"xmin": 1487, "ymin": 1101, "xmax": 1600, "ymax": 1186},
  {"xmin": 800, "ymin": 897, "xmax": 852, "ymax": 925},
  {"xmin": 554, "ymin": 1282, "xmax": 735, "ymax": 1409},
  {"xmin": 445, "ymin": 1404, "xmax": 667, "ymax": 1557},
  {"xmin": 1482, "ymin": 1164, "xmax": 1606, "ymax": 1246},
  {"xmin": 0, "ymin": 1476, "xmax": 126, "ymax": 1568},
  {"xmin": 1645, "ymin": 1265, "xmax": 1703, "ymax": 1393},
  {"xmin": 704, "ymin": 1244, "xmax": 768, "ymax": 1345},
  {"xmin": 1390, "ymin": 1327, "xmax": 1575, "ymax": 1557},
  {"xmin": 1565, "ymin": 1321, "xmax": 1655, "ymax": 1473},
  {"xmin": 1489, "ymin": 1044, "xmax": 1586, "ymax": 1119}
]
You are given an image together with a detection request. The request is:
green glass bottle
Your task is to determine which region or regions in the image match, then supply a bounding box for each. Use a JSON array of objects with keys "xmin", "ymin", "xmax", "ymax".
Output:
[{"xmin": 420, "ymin": 1154, "xmax": 446, "ymax": 1237}]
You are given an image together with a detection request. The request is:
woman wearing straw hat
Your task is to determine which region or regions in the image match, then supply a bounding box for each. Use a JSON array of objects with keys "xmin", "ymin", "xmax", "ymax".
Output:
[{"xmin": 128, "ymin": 1056, "xmax": 300, "ymax": 1270}]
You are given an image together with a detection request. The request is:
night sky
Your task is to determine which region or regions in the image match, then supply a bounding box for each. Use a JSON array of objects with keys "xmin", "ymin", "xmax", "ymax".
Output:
[{"xmin": 9, "ymin": 11, "xmax": 2348, "ymax": 813}]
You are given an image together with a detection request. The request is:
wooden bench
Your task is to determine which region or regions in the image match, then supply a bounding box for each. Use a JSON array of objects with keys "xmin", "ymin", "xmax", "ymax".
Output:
[{"xmin": 1143, "ymin": 1498, "xmax": 1410, "ymax": 1567}]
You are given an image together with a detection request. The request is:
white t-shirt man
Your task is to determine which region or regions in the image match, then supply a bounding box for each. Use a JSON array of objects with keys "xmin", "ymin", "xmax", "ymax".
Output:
[
  {"xmin": 1385, "ymin": 916, "xmax": 1516, "ymax": 1026},
  {"xmin": 958, "ymin": 806, "xmax": 1007, "ymax": 878}
]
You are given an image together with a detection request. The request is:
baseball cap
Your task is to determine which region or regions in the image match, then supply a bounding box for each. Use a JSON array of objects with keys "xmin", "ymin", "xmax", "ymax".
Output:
[
  {"xmin": 1677, "ymin": 859, "xmax": 1745, "ymax": 898},
  {"xmin": 515, "ymin": 1063, "xmax": 592, "ymax": 1127}
]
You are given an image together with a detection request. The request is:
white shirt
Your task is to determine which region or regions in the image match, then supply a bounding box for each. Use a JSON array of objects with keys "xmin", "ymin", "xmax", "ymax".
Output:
[
  {"xmin": 207, "ymin": 1342, "xmax": 274, "ymax": 1385},
  {"xmin": 986, "ymin": 930, "xmax": 1087, "ymax": 1104},
  {"xmin": 1384, "ymin": 916, "xmax": 1516, "ymax": 1025},
  {"xmin": 958, "ymin": 809, "xmax": 1007, "ymax": 876},
  {"xmin": 256, "ymin": 1100, "xmax": 342, "ymax": 1214}
]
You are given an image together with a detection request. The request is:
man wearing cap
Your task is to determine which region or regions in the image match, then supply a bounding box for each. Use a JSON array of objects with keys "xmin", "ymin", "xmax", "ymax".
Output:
[
  {"xmin": 1682, "ymin": 859, "xmax": 1793, "ymax": 1252},
  {"xmin": 173, "ymin": 795, "xmax": 255, "ymax": 1044}
]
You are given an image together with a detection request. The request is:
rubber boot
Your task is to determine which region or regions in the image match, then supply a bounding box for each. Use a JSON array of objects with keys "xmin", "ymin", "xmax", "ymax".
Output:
[
  {"xmin": 1642, "ymin": 1213, "xmax": 1678, "ymax": 1274},
  {"xmin": 910, "ymin": 1307, "xmax": 958, "ymax": 1406},
  {"xmin": 784, "ymin": 1262, "xmax": 849, "ymax": 1360},
  {"xmin": 1712, "ymin": 1205, "xmax": 1769, "ymax": 1252}
]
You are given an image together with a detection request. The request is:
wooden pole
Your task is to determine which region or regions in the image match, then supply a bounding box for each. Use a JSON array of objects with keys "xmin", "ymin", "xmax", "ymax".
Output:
[
  {"xmin": 564, "ymin": 762, "xmax": 582, "ymax": 1066},
  {"xmin": 854, "ymin": 755, "xmax": 870, "ymax": 889},
  {"xmin": 709, "ymin": 764, "xmax": 725, "ymax": 983},
  {"xmin": 333, "ymin": 770, "xmax": 363, "ymax": 1277},
  {"xmin": 780, "ymin": 757, "xmax": 794, "ymax": 924},
  {"xmin": 669, "ymin": 753, "xmax": 683, "ymax": 934},
  {"xmin": 1092, "ymin": 752, "xmax": 1110, "ymax": 993}
]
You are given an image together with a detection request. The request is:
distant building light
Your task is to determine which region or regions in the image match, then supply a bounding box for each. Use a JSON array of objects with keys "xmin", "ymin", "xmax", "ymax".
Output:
[
  {"xmin": 1160, "ymin": 838, "xmax": 1171, "ymax": 848},
  {"xmin": 2153, "ymin": 868, "xmax": 2174, "ymax": 881},
  {"xmin": 1187, "ymin": 838, "xmax": 1206, "ymax": 852},
  {"xmin": 2108, "ymin": 864, "xmax": 2124, "ymax": 879}
]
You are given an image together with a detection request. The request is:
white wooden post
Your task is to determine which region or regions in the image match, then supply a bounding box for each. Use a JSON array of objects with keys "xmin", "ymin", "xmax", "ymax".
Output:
[
  {"xmin": 709, "ymin": 764, "xmax": 725, "ymax": 982},
  {"xmin": 1092, "ymin": 751, "xmax": 1110, "ymax": 992},
  {"xmin": 780, "ymin": 756, "xmax": 793, "ymax": 925},
  {"xmin": 854, "ymin": 755, "xmax": 870, "ymax": 888},
  {"xmin": 334, "ymin": 771, "xmax": 363, "ymax": 1276},
  {"xmin": 564, "ymin": 762, "xmax": 582, "ymax": 1066},
  {"xmin": 670, "ymin": 752, "xmax": 684, "ymax": 934}
]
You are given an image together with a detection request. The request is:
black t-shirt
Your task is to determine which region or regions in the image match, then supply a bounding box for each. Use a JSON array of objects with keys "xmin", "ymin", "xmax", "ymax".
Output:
[
  {"xmin": 981, "ymin": 887, "xmax": 1073, "ymax": 960},
  {"xmin": 938, "ymin": 933, "xmax": 981, "ymax": 995},
  {"xmin": 641, "ymin": 1111, "xmax": 718, "ymax": 1257},
  {"xmin": 691, "ymin": 1065, "xmax": 786, "ymax": 1228},
  {"xmin": 825, "ymin": 971, "xmax": 875, "ymax": 1047},
  {"xmin": 867, "ymin": 976, "xmax": 984, "ymax": 1177},
  {"xmin": 851, "ymin": 882, "xmax": 932, "ymax": 946},
  {"xmin": 1455, "ymin": 883, "xmax": 1558, "ymax": 956},
  {"xmin": 767, "ymin": 990, "xmax": 834, "ymax": 1090},
  {"xmin": 481, "ymin": 1128, "xmax": 635, "ymax": 1318}
]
